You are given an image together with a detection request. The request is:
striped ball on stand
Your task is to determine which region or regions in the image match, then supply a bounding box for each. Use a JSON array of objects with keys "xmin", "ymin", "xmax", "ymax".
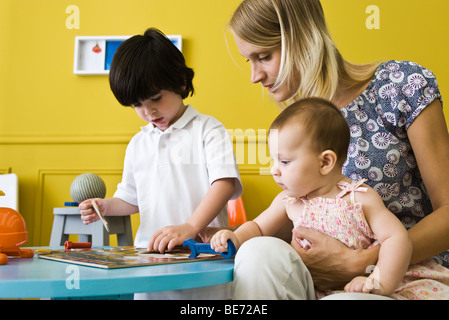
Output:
[{"xmin": 70, "ymin": 173, "xmax": 106, "ymax": 202}]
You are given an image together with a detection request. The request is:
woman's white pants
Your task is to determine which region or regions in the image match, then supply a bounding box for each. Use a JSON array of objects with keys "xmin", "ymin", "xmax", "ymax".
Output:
[{"xmin": 231, "ymin": 237, "xmax": 316, "ymax": 300}]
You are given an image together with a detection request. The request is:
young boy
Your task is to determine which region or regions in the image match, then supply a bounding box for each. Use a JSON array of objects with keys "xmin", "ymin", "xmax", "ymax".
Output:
[{"xmin": 80, "ymin": 28, "xmax": 242, "ymax": 299}]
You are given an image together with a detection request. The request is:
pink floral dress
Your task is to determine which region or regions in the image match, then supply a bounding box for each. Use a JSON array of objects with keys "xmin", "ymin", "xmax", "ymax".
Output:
[{"xmin": 284, "ymin": 179, "xmax": 449, "ymax": 299}]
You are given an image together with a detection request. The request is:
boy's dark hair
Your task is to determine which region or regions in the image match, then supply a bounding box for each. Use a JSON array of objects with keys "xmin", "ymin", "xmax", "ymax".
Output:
[
  {"xmin": 109, "ymin": 28, "xmax": 194, "ymax": 106},
  {"xmin": 270, "ymin": 97, "xmax": 350, "ymax": 165}
]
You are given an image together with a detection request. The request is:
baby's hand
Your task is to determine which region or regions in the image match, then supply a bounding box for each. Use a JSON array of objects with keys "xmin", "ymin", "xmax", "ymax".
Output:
[
  {"xmin": 210, "ymin": 230, "xmax": 239, "ymax": 253},
  {"xmin": 344, "ymin": 275, "xmax": 383, "ymax": 295}
]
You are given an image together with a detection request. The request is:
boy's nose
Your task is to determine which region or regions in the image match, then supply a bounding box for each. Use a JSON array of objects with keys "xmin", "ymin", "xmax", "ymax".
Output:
[{"xmin": 143, "ymin": 105, "xmax": 156, "ymax": 116}]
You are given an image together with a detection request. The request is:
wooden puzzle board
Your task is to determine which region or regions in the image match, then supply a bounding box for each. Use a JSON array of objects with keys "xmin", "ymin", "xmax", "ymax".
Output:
[{"xmin": 38, "ymin": 247, "xmax": 222, "ymax": 269}]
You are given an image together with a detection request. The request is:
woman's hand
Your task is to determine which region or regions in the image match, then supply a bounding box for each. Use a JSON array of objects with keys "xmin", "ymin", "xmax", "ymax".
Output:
[{"xmin": 292, "ymin": 226, "xmax": 379, "ymax": 290}]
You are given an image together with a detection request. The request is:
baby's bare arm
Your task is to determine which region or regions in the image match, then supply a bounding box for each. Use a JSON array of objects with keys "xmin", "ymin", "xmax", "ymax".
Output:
[{"xmin": 359, "ymin": 188, "xmax": 412, "ymax": 295}]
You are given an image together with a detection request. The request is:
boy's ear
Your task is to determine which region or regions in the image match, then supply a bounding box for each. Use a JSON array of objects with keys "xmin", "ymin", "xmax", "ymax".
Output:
[{"xmin": 319, "ymin": 150, "xmax": 337, "ymax": 175}]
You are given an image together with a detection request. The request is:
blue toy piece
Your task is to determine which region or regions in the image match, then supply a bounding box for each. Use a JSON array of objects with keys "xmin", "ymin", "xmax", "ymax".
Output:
[
  {"xmin": 64, "ymin": 202, "xmax": 79, "ymax": 207},
  {"xmin": 183, "ymin": 238, "xmax": 236, "ymax": 259}
]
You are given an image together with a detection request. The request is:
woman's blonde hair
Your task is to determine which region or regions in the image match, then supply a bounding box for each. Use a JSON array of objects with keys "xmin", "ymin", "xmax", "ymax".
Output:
[{"xmin": 229, "ymin": 0, "xmax": 380, "ymax": 104}]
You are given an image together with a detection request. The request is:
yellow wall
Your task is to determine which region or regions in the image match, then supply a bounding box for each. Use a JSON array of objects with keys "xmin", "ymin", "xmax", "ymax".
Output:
[{"xmin": 1, "ymin": 0, "xmax": 449, "ymax": 246}]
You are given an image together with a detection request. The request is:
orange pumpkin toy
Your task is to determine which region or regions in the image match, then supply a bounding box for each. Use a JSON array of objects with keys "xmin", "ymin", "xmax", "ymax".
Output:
[{"xmin": 0, "ymin": 191, "xmax": 34, "ymax": 265}]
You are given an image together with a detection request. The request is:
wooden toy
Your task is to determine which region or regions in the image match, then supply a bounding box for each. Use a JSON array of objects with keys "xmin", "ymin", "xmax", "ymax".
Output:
[
  {"xmin": 70, "ymin": 173, "xmax": 106, "ymax": 202},
  {"xmin": 64, "ymin": 241, "xmax": 92, "ymax": 250},
  {"xmin": 91, "ymin": 200, "xmax": 109, "ymax": 231}
]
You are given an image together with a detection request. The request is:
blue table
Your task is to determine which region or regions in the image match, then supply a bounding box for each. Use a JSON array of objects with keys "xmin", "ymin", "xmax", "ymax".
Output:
[{"xmin": 0, "ymin": 251, "xmax": 234, "ymax": 299}]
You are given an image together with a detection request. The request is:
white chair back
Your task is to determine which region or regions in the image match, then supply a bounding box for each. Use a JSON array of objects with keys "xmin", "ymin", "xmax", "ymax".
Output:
[{"xmin": 0, "ymin": 173, "xmax": 18, "ymax": 210}]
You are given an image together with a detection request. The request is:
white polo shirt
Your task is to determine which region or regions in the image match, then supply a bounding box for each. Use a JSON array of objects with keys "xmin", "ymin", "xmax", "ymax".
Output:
[{"xmin": 114, "ymin": 105, "xmax": 242, "ymax": 248}]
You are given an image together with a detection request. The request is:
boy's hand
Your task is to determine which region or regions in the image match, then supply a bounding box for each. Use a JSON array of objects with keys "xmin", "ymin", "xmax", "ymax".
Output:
[
  {"xmin": 79, "ymin": 198, "xmax": 106, "ymax": 225},
  {"xmin": 210, "ymin": 230, "xmax": 239, "ymax": 253},
  {"xmin": 148, "ymin": 223, "xmax": 197, "ymax": 253}
]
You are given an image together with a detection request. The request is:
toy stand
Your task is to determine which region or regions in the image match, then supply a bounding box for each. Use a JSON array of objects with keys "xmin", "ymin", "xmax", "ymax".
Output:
[{"xmin": 49, "ymin": 207, "xmax": 133, "ymax": 247}]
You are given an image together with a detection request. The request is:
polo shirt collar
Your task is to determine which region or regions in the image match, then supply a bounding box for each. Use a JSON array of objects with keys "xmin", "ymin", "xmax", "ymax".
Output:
[{"xmin": 140, "ymin": 105, "xmax": 198, "ymax": 134}]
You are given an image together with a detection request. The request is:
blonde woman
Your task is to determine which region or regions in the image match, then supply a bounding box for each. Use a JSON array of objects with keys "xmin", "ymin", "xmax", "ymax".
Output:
[{"xmin": 225, "ymin": 0, "xmax": 449, "ymax": 299}]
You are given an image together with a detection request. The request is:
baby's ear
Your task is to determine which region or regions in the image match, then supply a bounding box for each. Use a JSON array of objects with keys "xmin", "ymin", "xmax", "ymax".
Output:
[{"xmin": 319, "ymin": 150, "xmax": 337, "ymax": 175}]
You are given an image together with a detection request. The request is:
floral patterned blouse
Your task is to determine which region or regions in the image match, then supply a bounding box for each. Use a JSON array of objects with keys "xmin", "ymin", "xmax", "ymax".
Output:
[{"xmin": 340, "ymin": 60, "xmax": 448, "ymax": 267}]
